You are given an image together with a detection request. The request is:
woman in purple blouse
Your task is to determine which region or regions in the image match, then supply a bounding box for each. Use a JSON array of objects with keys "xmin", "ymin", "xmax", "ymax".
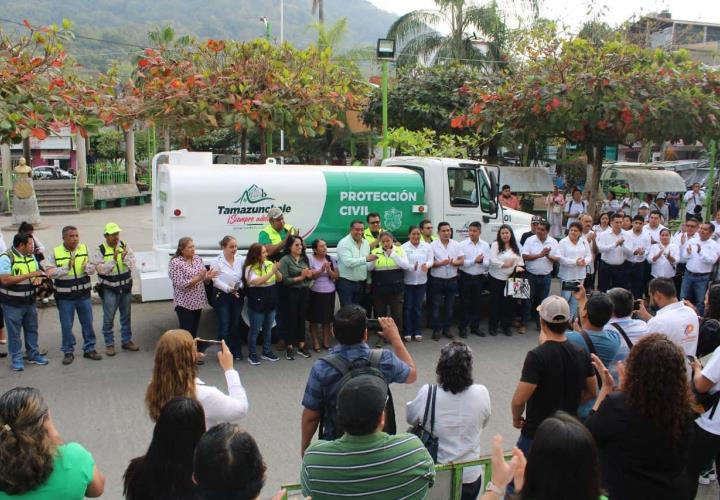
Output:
[{"xmin": 307, "ymin": 239, "xmax": 338, "ymax": 351}]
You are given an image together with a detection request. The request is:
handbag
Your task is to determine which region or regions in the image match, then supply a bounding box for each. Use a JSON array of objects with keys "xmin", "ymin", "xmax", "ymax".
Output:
[
  {"xmin": 505, "ymin": 271, "xmax": 530, "ymax": 299},
  {"xmin": 410, "ymin": 384, "xmax": 439, "ymax": 462}
]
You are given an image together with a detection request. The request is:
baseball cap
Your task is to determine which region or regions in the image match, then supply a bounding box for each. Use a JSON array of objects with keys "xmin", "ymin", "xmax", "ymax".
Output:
[
  {"xmin": 531, "ymin": 215, "xmax": 543, "ymax": 224},
  {"xmin": 103, "ymin": 222, "xmax": 122, "ymax": 235},
  {"xmin": 638, "ymin": 202, "xmax": 650, "ymax": 209},
  {"xmin": 537, "ymin": 296, "xmax": 571, "ymax": 324},
  {"xmin": 656, "ymin": 192, "xmax": 666, "ymax": 200},
  {"xmin": 267, "ymin": 207, "xmax": 284, "ymax": 220},
  {"xmin": 336, "ymin": 373, "xmax": 388, "ymax": 427}
]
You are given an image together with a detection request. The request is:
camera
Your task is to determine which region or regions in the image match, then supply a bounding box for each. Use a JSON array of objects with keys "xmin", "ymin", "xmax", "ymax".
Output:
[
  {"xmin": 633, "ymin": 299, "xmax": 642, "ymax": 311},
  {"xmin": 367, "ymin": 318, "xmax": 381, "ymax": 331},
  {"xmin": 561, "ymin": 280, "xmax": 581, "ymax": 292}
]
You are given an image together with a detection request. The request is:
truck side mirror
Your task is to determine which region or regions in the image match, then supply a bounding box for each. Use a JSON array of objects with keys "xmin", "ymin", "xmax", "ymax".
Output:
[{"xmin": 488, "ymin": 199, "xmax": 498, "ymax": 215}]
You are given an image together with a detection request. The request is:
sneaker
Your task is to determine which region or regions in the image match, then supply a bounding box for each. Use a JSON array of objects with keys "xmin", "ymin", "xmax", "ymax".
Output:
[
  {"xmin": 11, "ymin": 361, "xmax": 23, "ymax": 371},
  {"xmin": 518, "ymin": 325, "xmax": 527, "ymax": 335},
  {"xmin": 23, "ymin": 348, "xmax": 48, "ymax": 360},
  {"xmin": 489, "ymin": 329, "xmax": 498, "ymax": 337},
  {"xmin": 297, "ymin": 347, "xmax": 311, "ymax": 359},
  {"xmin": 122, "ymin": 341, "xmax": 140, "ymax": 352},
  {"xmin": 106, "ymin": 346, "xmax": 116, "ymax": 357},
  {"xmin": 248, "ymin": 354, "xmax": 261, "ymax": 366},
  {"xmin": 234, "ymin": 351, "xmax": 244, "ymax": 361},
  {"xmin": 442, "ymin": 330, "xmax": 455, "ymax": 339},
  {"xmin": 414, "ymin": 335, "xmax": 423, "ymax": 342},
  {"xmin": 403, "ymin": 335, "xmax": 411, "ymax": 342},
  {"xmin": 262, "ymin": 351, "xmax": 279, "ymax": 362},
  {"xmin": 709, "ymin": 469, "xmax": 717, "ymax": 482},
  {"xmin": 83, "ymin": 350, "xmax": 102, "ymax": 361},
  {"xmin": 699, "ymin": 472, "xmax": 711, "ymax": 485},
  {"xmin": 62, "ymin": 353, "xmax": 74, "ymax": 365},
  {"xmin": 285, "ymin": 348, "xmax": 295, "ymax": 360},
  {"xmin": 28, "ymin": 355, "xmax": 48, "ymax": 365}
]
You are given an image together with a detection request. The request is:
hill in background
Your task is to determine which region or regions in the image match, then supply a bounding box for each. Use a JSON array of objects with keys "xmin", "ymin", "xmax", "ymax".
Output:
[{"xmin": 0, "ymin": 0, "xmax": 397, "ymax": 71}]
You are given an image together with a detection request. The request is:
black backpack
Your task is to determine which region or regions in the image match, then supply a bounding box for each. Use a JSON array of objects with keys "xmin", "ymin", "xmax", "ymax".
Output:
[{"xmin": 318, "ymin": 349, "xmax": 397, "ymax": 439}]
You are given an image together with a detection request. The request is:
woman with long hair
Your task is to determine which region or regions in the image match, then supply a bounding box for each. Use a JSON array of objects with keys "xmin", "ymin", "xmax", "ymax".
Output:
[
  {"xmin": 488, "ymin": 225, "xmax": 524, "ymax": 336},
  {"xmin": 277, "ymin": 235, "xmax": 312, "ymax": 360},
  {"xmin": 480, "ymin": 412, "xmax": 602, "ymax": 500},
  {"xmin": 210, "ymin": 235, "xmax": 245, "ymax": 360},
  {"xmin": 307, "ymin": 239, "xmax": 338, "ymax": 352},
  {"xmin": 402, "ymin": 225, "xmax": 434, "ymax": 342},
  {"xmin": 368, "ymin": 231, "xmax": 410, "ymax": 344},
  {"xmin": 697, "ymin": 283, "xmax": 720, "ymax": 358},
  {"xmin": 555, "ymin": 222, "xmax": 593, "ymax": 318},
  {"xmin": 123, "ymin": 397, "xmax": 205, "ymax": 500},
  {"xmin": 406, "ymin": 341, "xmax": 491, "ymax": 500},
  {"xmin": 0, "ymin": 387, "xmax": 105, "ymax": 498},
  {"xmin": 145, "ymin": 329, "xmax": 248, "ymax": 428},
  {"xmin": 242, "ymin": 243, "xmax": 281, "ymax": 366},
  {"xmin": 592, "ymin": 212, "xmax": 611, "ymax": 235},
  {"xmin": 586, "ymin": 334, "xmax": 693, "ymax": 499},
  {"xmin": 168, "ymin": 237, "xmax": 219, "ymax": 348}
]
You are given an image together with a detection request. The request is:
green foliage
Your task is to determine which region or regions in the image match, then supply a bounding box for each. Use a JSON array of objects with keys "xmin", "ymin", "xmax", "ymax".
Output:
[
  {"xmin": 379, "ymin": 127, "xmax": 480, "ymax": 158},
  {"xmin": 90, "ymin": 128, "xmax": 124, "ymax": 160}
]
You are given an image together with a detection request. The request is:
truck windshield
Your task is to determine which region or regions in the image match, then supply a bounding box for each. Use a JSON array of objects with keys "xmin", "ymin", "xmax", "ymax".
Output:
[{"xmin": 447, "ymin": 168, "xmax": 478, "ymax": 207}]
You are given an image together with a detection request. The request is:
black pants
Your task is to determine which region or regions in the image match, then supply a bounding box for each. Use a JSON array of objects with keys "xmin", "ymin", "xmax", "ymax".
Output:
[
  {"xmin": 175, "ymin": 306, "xmax": 202, "ymax": 337},
  {"xmin": 458, "ymin": 272, "xmax": 486, "ymax": 332},
  {"xmin": 627, "ymin": 261, "xmax": 646, "ymax": 299},
  {"xmin": 597, "ymin": 261, "xmax": 628, "ymax": 292},
  {"xmin": 278, "ymin": 286, "xmax": 309, "ymax": 347},
  {"xmin": 372, "ymin": 289, "xmax": 403, "ymax": 332},
  {"xmin": 685, "ymin": 423, "xmax": 720, "ymax": 499},
  {"xmin": 461, "ymin": 474, "xmax": 483, "ymax": 500},
  {"xmin": 488, "ymin": 276, "xmax": 513, "ymax": 332},
  {"xmin": 674, "ymin": 263, "xmax": 686, "ymax": 299}
]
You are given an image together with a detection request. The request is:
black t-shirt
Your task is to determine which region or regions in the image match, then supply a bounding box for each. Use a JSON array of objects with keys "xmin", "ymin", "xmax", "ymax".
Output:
[
  {"xmin": 520, "ymin": 339, "xmax": 593, "ymax": 438},
  {"xmin": 585, "ymin": 392, "xmax": 692, "ymax": 500},
  {"xmin": 520, "ymin": 231, "xmax": 534, "ymax": 246}
]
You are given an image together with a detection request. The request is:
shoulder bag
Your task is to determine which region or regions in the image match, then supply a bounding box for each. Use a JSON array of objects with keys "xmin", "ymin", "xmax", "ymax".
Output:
[
  {"xmin": 410, "ymin": 384, "xmax": 439, "ymax": 462},
  {"xmin": 505, "ymin": 269, "xmax": 530, "ymax": 299}
]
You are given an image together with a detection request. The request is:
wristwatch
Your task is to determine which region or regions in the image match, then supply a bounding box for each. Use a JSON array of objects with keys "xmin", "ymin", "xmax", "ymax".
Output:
[{"xmin": 486, "ymin": 480, "xmax": 505, "ymax": 494}]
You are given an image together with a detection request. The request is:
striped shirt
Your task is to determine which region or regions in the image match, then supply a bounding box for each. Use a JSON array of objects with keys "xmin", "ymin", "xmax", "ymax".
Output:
[{"xmin": 301, "ymin": 432, "xmax": 435, "ymax": 499}]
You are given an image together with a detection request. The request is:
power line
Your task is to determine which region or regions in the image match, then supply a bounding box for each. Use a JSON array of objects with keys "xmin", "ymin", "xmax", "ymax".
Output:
[{"xmin": 0, "ymin": 17, "xmax": 148, "ymax": 49}]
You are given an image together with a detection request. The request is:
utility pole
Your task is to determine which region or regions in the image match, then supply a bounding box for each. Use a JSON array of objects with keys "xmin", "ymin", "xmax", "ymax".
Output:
[
  {"xmin": 280, "ymin": 0, "xmax": 285, "ymax": 164},
  {"xmin": 261, "ymin": 17, "xmax": 272, "ymax": 158},
  {"xmin": 381, "ymin": 60, "xmax": 389, "ymax": 160}
]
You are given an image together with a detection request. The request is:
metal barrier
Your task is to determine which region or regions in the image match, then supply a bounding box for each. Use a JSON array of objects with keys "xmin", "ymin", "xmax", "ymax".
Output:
[
  {"xmin": 280, "ymin": 452, "xmax": 511, "ymax": 500},
  {"xmin": 87, "ymin": 162, "xmax": 129, "ymax": 185}
]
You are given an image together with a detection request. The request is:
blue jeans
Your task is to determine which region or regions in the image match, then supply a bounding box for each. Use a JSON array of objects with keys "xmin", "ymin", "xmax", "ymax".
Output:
[
  {"xmin": 57, "ymin": 297, "xmax": 96, "ymax": 354},
  {"xmin": 561, "ymin": 287, "xmax": 580, "ymax": 321},
  {"xmin": 248, "ymin": 308, "xmax": 274, "ymax": 357},
  {"xmin": 682, "ymin": 271, "xmax": 711, "ymax": 316},
  {"xmin": 3, "ymin": 303, "xmax": 39, "ymax": 365},
  {"xmin": 336, "ymin": 278, "xmax": 366, "ymax": 308},
  {"xmin": 101, "ymin": 290, "xmax": 132, "ymax": 346},
  {"xmin": 522, "ymin": 272, "xmax": 552, "ymax": 324},
  {"xmin": 507, "ymin": 433, "xmax": 535, "ymax": 495},
  {"xmin": 430, "ymin": 276, "xmax": 458, "ymax": 332},
  {"xmin": 215, "ymin": 291, "xmax": 243, "ymax": 357},
  {"xmin": 403, "ymin": 284, "xmax": 426, "ymax": 338}
]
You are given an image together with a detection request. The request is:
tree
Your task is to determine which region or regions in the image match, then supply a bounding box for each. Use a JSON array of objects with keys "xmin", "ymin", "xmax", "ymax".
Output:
[
  {"xmin": 454, "ymin": 37, "xmax": 720, "ymax": 216},
  {"xmin": 387, "ymin": 0, "xmax": 509, "ymax": 70}
]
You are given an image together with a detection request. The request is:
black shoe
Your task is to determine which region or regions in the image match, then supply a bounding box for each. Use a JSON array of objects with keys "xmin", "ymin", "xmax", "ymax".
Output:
[
  {"xmin": 432, "ymin": 331, "xmax": 441, "ymax": 341},
  {"xmin": 489, "ymin": 329, "xmax": 498, "ymax": 337},
  {"xmin": 297, "ymin": 347, "xmax": 311, "ymax": 359},
  {"xmin": 442, "ymin": 330, "xmax": 454, "ymax": 339},
  {"xmin": 62, "ymin": 353, "xmax": 74, "ymax": 365},
  {"xmin": 234, "ymin": 351, "xmax": 244, "ymax": 361},
  {"xmin": 285, "ymin": 348, "xmax": 295, "ymax": 360},
  {"xmin": 0, "ymin": 351, "xmax": 7, "ymax": 358},
  {"xmin": 503, "ymin": 328, "xmax": 513, "ymax": 337},
  {"xmin": 472, "ymin": 329, "xmax": 487, "ymax": 337},
  {"xmin": 83, "ymin": 350, "xmax": 102, "ymax": 361},
  {"xmin": 458, "ymin": 329, "xmax": 468, "ymax": 339}
]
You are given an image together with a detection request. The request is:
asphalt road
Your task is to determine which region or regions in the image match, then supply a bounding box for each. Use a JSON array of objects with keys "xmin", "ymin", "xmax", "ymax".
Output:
[{"xmin": 0, "ymin": 206, "xmax": 716, "ymax": 499}]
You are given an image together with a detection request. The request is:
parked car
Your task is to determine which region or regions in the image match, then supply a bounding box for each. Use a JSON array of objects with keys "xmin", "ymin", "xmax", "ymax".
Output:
[{"xmin": 32, "ymin": 166, "xmax": 74, "ymax": 180}]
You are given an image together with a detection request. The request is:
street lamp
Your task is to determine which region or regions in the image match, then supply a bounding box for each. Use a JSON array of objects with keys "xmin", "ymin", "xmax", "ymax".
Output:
[
  {"xmin": 260, "ymin": 17, "xmax": 272, "ymax": 158},
  {"xmin": 376, "ymin": 38, "xmax": 395, "ymax": 161}
]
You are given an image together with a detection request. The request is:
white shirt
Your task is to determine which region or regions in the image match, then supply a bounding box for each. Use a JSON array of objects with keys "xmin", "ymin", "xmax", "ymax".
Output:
[
  {"xmin": 684, "ymin": 190, "xmax": 706, "ymax": 215},
  {"xmin": 601, "ymin": 199, "xmax": 621, "ymax": 213},
  {"xmin": 684, "ymin": 237, "xmax": 720, "ymax": 274},
  {"xmin": 406, "ymin": 384, "xmax": 491, "ymax": 483},
  {"xmin": 210, "ymin": 253, "xmax": 246, "ymax": 293},
  {"xmin": 642, "ymin": 224, "xmax": 667, "ymax": 245},
  {"xmin": 553, "ymin": 237, "xmax": 592, "ymax": 281},
  {"xmin": 597, "ymin": 229, "xmax": 627, "ymax": 265},
  {"xmin": 196, "ymin": 370, "xmax": 249, "ymax": 429},
  {"xmin": 713, "ymin": 222, "xmax": 720, "ymax": 241},
  {"xmin": 696, "ymin": 345, "xmax": 720, "ymax": 436},
  {"xmin": 592, "ymin": 225, "xmax": 610, "ymax": 235},
  {"xmin": 647, "ymin": 243, "xmax": 679, "ymax": 278},
  {"xmin": 622, "ymin": 230, "xmax": 651, "ymax": 264},
  {"xmin": 459, "ymin": 238, "xmax": 491, "ymax": 275},
  {"xmin": 521, "ymin": 235, "xmax": 558, "ymax": 275},
  {"xmin": 673, "ymin": 231, "xmax": 700, "ymax": 261},
  {"xmin": 0, "ymin": 232, "xmax": 6, "ymax": 254},
  {"xmin": 488, "ymin": 242, "xmax": 524, "ymax": 280},
  {"xmin": 580, "ymin": 231, "xmax": 597, "ymax": 273},
  {"xmin": 564, "ymin": 199, "xmax": 588, "ymax": 228},
  {"xmin": 646, "ymin": 301, "xmax": 699, "ymax": 356},
  {"xmin": 606, "ymin": 316, "xmax": 650, "ymax": 360},
  {"xmin": 402, "ymin": 241, "xmax": 434, "ymax": 285},
  {"xmin": 430, "ymin": 239, "xmax": 464, "ymax": 279}
]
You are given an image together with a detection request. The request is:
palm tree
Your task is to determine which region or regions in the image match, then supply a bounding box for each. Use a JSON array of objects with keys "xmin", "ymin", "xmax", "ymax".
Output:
[
  {"xmin": 311, "ymin": 0, "xmax": 324, "ymax": 24},
  {"xmin": 387, "ymin": 0, "xmax": 508, "ymax": 71}
]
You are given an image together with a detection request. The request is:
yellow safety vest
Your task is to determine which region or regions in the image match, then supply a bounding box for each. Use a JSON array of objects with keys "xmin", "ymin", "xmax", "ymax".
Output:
[
  {"xmin": 261, "ymin": 223, "xmax": 294, "ymax": 245},
  {"xmin": 422, "ymin": 234, "xmax": 438, "ymax": 243},
  {"xmin": 364, "ymin": 227, "xmax": 382, "ymax": 246},
  {"xmin": 371, "ymin": 245, "xmax": 405, "ymax": 292},
  {"xmin": 0, "ymin": 248, "xmax": 39, "ymax": 305},
  {"xmin": 250, "ymin": 261, "xmax": 276, "ymax": 285},
  {"xmin": 53, "ymin": 244, "xmax": 92, "ymax": 298},
  {"xmin": 371, "ymin": 245, "xmax": 405, "ymax": 270},
  {"xmin": 97, "ymin": 242, "xmax": 132, "ymax": 292}
]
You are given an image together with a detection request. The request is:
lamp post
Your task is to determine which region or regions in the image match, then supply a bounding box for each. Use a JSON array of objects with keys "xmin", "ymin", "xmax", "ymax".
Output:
[
  {"xmin": 376, "ymin": 38, "xmax": 395, "ymax": 160},
  {"xmin": 260, "ymin": 17, "xmax": 272, "ymax": 158}
]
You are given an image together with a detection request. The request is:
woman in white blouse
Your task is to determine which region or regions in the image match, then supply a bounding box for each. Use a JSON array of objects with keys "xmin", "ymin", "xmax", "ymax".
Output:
[
  {"xmin": 647, "ymin": 228, "xmax": 678, "ymax": 279},
  {"xmin": 145, "ymin": 329, "xmax": 248, "ymax": 429},
  {"xmin": 553, "ymin": 221, "xmax": 593, "ymax": 318},
  {"xmin": 401, "ymin": 226, "xmax": 434, "ymax": 342},
  {"xmin": 406, "ymin": 341, "xmax": 491, "ymax": 500},
  {"xmin": 488, "ymin": 225, "xmax": 524, "ymax": 336},
  {"xmin": 210, "ymin": 236, "xmax": 245, "ymax": 360}
]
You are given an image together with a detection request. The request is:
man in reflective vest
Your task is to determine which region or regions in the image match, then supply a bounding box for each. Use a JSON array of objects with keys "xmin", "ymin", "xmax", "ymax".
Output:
[
  {"xmin": 46, "ymin": 225, "xmax": 101, "ymax": 365},
  {"xmin": 364, "ymin": 212, "xmax": 383, "ymax": 250},
  {"xmin": 258, "ymin": 207, "xmax": 296, "ymax": 261},
  {"xmin": 0, "ymin": 233, "xmax": 52, "ymax": 371},
  {"xmin": 93, "ymin": 222, "xmax": 138, "ymax": 357}
]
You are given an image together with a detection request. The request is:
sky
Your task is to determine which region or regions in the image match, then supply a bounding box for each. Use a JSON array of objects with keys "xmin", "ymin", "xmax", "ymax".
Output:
[{"xmin": 368, "ymin": 0, "xmax": 720, "ymax": 31}]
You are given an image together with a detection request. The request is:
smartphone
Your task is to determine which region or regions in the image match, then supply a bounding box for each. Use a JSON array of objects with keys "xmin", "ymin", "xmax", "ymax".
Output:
[
  {"xmin": 633, "ymin": 300, "xmax": 642, "ymax": 311},
  {"xmin": 196, "ymin": 338, "xmax": 223, "ymax": 347},
  {"xmin": 367, "ymin": 318, "xmax": 381, "ymax": 331},
  {"xmin": 561, "ymin": 280, "xmax": 581, "ymax": 292}
]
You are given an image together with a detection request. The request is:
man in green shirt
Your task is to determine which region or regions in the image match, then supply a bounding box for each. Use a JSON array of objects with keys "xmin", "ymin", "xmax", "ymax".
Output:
[
  {"xmin": 337, "ymin": 220, "xmax": 376, "ymax": 307},
  {"xmin": 258, "ymin": 207, "xmax": 295, "ymax": 261},
  {"xmin": 301, "ymin": 373, "xmax": 435, "ymax": 499}
]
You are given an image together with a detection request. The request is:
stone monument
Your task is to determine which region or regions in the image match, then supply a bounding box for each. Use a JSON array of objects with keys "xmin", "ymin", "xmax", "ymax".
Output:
[{"xmin": 11, "ymin": 158, "xmax": 41, "ymax": 225}]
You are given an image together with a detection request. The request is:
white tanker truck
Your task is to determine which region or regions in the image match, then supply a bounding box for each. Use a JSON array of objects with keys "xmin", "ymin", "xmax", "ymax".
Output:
[{"xmin": 136, "ymin": 151, "xmax": 534, "ymax": 301}]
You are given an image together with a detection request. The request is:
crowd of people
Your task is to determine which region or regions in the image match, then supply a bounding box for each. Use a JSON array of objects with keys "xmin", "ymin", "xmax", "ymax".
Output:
[{"xmin": 5, "ymin": 184, "xmax": 720, "ymax": 499}]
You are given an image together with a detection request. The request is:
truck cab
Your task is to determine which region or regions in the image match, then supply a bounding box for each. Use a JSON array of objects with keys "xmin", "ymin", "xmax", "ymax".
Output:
[{"xmin": 381, "ymin": 157, "xmax": 532, "ymax": 241}]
